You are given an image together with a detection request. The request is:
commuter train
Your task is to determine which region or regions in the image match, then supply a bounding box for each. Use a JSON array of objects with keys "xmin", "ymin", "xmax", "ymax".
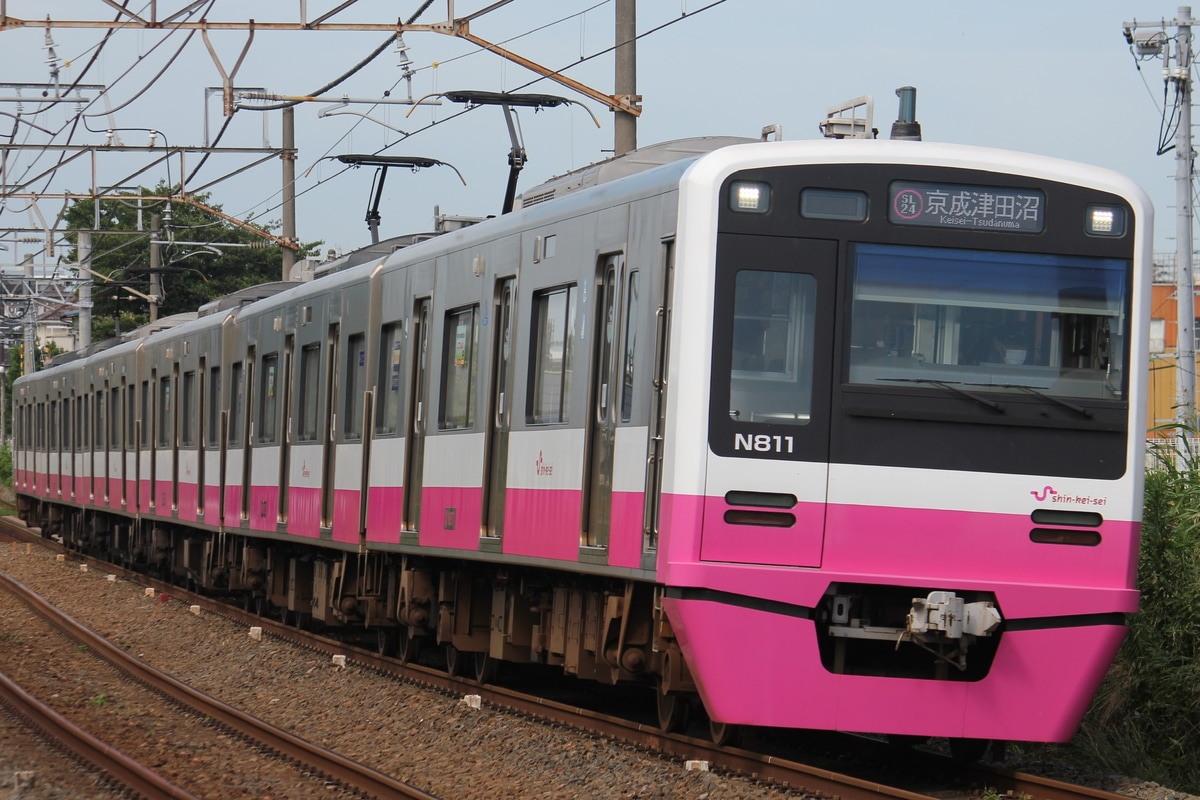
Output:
[{"xmin": 13, "ymin": 133, "xmax": 1150, "ymax": 755}]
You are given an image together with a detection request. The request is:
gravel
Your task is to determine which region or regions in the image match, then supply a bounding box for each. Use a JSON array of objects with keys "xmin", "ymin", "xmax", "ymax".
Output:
[
  {"xmin": 0, "ymin": 541, "xmax": 806, "ymax": 800},
  {"xmin": 2, "ymin": 537, "xmax": 1198, "ymax": 800}
]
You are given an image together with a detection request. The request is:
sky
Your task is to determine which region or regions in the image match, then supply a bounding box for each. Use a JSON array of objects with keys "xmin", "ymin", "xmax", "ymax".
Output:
[{"xmin": 0, "ymin": 1, "xmax": 1195, "ymax": 267}]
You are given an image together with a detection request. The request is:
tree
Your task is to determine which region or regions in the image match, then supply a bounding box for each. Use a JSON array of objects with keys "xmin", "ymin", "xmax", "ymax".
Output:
[{"xmin": 62, "ymin": 183, "xmax": 321, "ymax": 339}]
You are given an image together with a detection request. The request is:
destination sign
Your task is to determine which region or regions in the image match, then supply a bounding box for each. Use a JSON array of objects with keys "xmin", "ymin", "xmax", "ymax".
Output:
[{"xmin": 889, "ymin": 181, "xmax": 1045, "ymax": 233}]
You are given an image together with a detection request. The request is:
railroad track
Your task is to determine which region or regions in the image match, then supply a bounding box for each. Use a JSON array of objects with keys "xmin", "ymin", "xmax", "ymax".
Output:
[
  {"xmin": 0, "ymin": 554, "xmax": 437, "ymax": 800},
  {"xmin": 0, "ymin": 517, "xmax": 1143, "ymax": 800}
]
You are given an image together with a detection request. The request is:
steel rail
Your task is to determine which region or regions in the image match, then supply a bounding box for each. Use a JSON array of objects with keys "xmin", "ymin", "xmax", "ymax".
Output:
[
  {"xmin": 0, "ymin": 669, "xmax": 199, "ymax": 800},
  {"xmin": 0, "ymin": 567, "xmax": 439, "ymax": 800},
  {"xmin": 0, "ymin": 520, "xmax": 1143, "ymax": 800}
]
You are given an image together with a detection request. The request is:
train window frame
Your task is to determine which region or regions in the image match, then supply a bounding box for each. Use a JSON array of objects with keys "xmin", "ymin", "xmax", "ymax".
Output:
[
  {"xmin": 109, "ymin": 387, "xmax": 121, "ymax": 450},
  {"xmin": 847, "ymin": 243, "xmax": 1129, "ymax": 401},
  {"xmin": 298, "ymin": 343, "xmax": 321, "ymax": 442},
  {"xmin": 181, "ymin": 371, "xmax": 196, "ymax": 447},
  {"xmin": 440, "ymin": 305, "xmax": 479, "ymax": 431},
  {"xmin": 62, "ymin": 397, "xmax": 72, "ymax": 452},
  {"xmin": 139, "ymin": 381, "xmax": 150, "ymax": 449},
  {"xmin": 258, "ymin": 353, "xmax": 279, "ymax": 444},
  {"xmin": 95, "ymin": 389, "xmax": 106, "ymax": 451},
  {"xmin": 527, "ymin": 284, "xmax": 577, "ymax": 425},
  {"xmin": 375, "ymin": 321, "xmax": 404, "ymax": 436},
  {"xmin": 206, "ymin": 366, "xmax": 221, "ymax": 448},
  {"xmin": 344, "ymin": 332, "xmax": 367, "ymax": 440},
  {"xmin": 228, "ymin": 362, "xmax": 244, "ymax": 446},
  {"xmin": 727, "ymin": 270, "xmax": 818, "ymax": 425},
  {"xmin": 49, "ymin": 400, "xmax": 58, "ymax": 451},
  {"xmin": 156, "ymin": 375, "xmax": 172, "ymax": 448},
  {"xmin": 621, "ymin": 271, "xmax": 639, "ymax": 423}
]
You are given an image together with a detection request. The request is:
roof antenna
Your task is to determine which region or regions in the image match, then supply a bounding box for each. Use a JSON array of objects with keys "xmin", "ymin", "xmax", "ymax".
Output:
[{"xmin": 890, "ymin": 86, "xmax": 922, "ymax": 141}]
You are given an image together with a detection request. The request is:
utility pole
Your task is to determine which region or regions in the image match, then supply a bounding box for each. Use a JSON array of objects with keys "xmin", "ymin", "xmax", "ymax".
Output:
[
  {"xmin": 77, "ymin": 231, "xmax": 92, "ymax": 349},
  {"xmin": 1124, "ymin": 6, "xmax": 1195, "ymax": 427},
  {"xmin": 614, "ymin": 0, "xmax": 638, "ymax": 156},
  {"xmin": 281, "ymin": 106, "xmax": 297, "ymax": 282},
  {"xmin": 149, "ymin": 214, "xmax": 162, "ymax": 323}
]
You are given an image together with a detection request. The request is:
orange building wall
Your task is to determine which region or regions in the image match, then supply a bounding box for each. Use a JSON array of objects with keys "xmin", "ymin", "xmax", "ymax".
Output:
[{"xmin": 1146, "ymin": 283, "xmax": 1200, "ymax": 434}]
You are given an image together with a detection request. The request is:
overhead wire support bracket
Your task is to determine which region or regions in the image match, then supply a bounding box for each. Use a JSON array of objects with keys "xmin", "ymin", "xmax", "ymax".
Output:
[{"xmin": 5, "ymin": 4, "xmax": 639, "ymax": 118}]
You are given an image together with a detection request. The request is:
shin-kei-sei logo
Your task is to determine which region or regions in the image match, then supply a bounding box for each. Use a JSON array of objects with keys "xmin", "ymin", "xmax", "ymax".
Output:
[
  {"xmin": 1030, "ymin": 486, "xmax": 1058, "ymax": 502},
  {"xmin": 535, "ymin": 450, "xmax": 554, "ymax": 477}
]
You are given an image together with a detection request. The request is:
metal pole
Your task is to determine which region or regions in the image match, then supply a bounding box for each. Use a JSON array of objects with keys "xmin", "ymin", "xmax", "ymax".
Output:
[
  {"xmin": 22, "ymin": 256, "xmax": 35, "ymax": 376},
  {"xmin": 281, "ymin": 106, "xmax": 297, "ymax": 281},
  {"xmin": 77, "ymin": 230, "xmax": 92, "ymax": 349},
  {"xmin": 614, "ymin": 0, "xmax": 637, "ymax": 155},
  {"xmin": 1176, "ymin": 6, "xmax": 1195, "ymax": 427},
  {"xmin": 150, "ymin": 214, "xmax": 161, "ymax": 323}
]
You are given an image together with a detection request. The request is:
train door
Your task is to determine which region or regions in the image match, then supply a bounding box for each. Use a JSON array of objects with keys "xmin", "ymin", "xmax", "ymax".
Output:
[
  {"xmin": 482, "ymin": 278, "xmax": 515, "ymax": 538},
  {"xmin": 171, "ymin": 363, "xmax": 180, "ymax": 511},
  {"xmin": 583, "ymin": 254, "xmax": 623, "ymax": 548},
  {"xmin": 279, "ymin": 335, "xmax": 294, "ymax": 524},
  {"xmin": 240, "ymin": 349, "xmax": 255, "ymax": 521},
  {"xmin": 197, "ymin": 362, "xmax": 206, "ymax": 517},
  {"xmin": 320, "ymin": 325, "xmax": 339, "ymax": 528},
  {"xmin": 49, "ymin": 397, "xmax": 61, "ymax": 498},
  {"xmin": 108, "ymin": 384, "xmax": 119, "ymax": 505},
  {"xmin": 644, "ymin": 243, "xmax": 674, "ymax": 552},
  {"xmin": 703, "ymin": 235, "xmax": 836, "ymax": 568},
  {"xmin": 148, "ymin": 371, "xmax": 157, "ymax": 511},
  {"xmin": 403, "ymin": 298, "xmax": 431, "ymax": 531}
]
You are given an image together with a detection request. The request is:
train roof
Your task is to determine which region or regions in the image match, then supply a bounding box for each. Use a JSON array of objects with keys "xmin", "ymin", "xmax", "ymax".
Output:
[{"xmin": 514, "ymin": 136, "xmax": 757, "ymax": 210}]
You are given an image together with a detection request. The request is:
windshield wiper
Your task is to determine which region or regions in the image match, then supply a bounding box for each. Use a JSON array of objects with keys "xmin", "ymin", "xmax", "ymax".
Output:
[
  {"xmin": 970, "ymin": 383, "xmax": 1093, "ymax": 419},
  {"xmin": 879, "ymin": 378, "xmax": 1005, "ymax": 413}
]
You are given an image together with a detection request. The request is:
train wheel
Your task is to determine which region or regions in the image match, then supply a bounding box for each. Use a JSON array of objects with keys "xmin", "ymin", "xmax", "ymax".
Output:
[
  {"xmin": 472, "ymin": 651, "xmax": 496, "ymax": 684},
  {"xmin": 709, "ymin": 720, "xmax": 741, "ymax": 748},
  {"xmin": 397, "ymin": 628, "xmax": 422, "ymax": 664},
  {"xmin": 376, "ymin": 628, "xmax": 396, "ymax": 657},
  {"xmin": 948, "ymin": 737, "xmax": 990, "ymax": 763},
  {"xmin": 656, "ymin": 690, "xmax": 690, "ymax": 733},
  {"xmin": 445, "ymin": 644, "xmax": 464, "ymax": 676}
]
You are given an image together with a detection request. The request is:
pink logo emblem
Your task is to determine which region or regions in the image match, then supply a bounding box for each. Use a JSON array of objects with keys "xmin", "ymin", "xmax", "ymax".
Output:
[{"xmin": 1030, "ymin": 486, "xmax": 1058, "ymax": 502}]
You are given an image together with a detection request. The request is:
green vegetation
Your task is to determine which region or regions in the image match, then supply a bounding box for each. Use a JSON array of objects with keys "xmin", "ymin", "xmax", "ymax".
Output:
[
  {"xmin": 87, "ymin": 694, "xmax": 109, "ymax": 708},
  {"xmin": 0, "ymin": 440, "xmax": 10, "ymax": 487},
  {"xmin": 1066, "ymin": 432, "xmax": 1200, "ymax": 793},
  {"xmin": 62, "ymin": 183, "xmax": 321, "ymax": 341},
  {"xmin": 0, "ymin": 631, "xmax": 24, "ymax": 645}
]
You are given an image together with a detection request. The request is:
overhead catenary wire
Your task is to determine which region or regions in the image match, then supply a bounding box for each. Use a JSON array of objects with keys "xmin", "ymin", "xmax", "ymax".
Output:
[{"xmin": 245, "ymin": 0, "xmax": 728, "ymax": 232}]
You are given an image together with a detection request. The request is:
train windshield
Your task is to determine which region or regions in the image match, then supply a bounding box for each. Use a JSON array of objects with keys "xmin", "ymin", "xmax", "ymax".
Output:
[{"xmin": 848, "ymin": 243, "xmax": 1128, "ymax": 401}]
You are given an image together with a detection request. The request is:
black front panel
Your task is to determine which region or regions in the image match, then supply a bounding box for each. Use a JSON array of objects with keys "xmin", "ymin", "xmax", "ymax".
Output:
[{"xmin": 711, "ymin": 162, "xmax": 1136, "ymax": 479}]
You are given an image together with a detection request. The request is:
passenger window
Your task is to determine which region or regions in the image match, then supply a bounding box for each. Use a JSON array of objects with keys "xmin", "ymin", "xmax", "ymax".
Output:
[
  {"xmin": 344, "ymin": 333, "xmax": 366, "ymax": 439},
  {"xmin": 95, "ymin": 391, "xmax": 106, "ymax": 450},
  {"xmin": 229, "ymin": 363, "xmax": 243, "ymax": 445},
  {"xmin": 728, "ymin": 271, "xmax": 817, "ymax": 425},
  {"xmin": 440, "ymin": 306, "xmax": 478, "ymax": 430},
  {"xmin": 110, "ymin": 388, "xmax": 121, "ymax": 449},
  {"xmin": 157, "ymin": 376, "xmax": 173, "ymax": 447},
  {"xmin": 298, "ymin": 344, "xmax": 321, "ymax": 442},
  {"xmin": 259, "ymin": 354, "xmax": 278, "ymax": 443},
  {"xmin": 139, "ymin": 381, "xmax": 150, "ymax": 448},
  {"xmin": 181, "ymin": 371, "xmax": 196, "ymax": 447},
  {"xmin": 621, "ymin": 272, "xmax": 639, "ymax": 422},
  {"xmin": 207, "ymin": 367, "xmax": 221, "ymax": 447},
  {"xmin": 376, "ymin": 322, "xmax": 404, "ymax": 435},
  {"xmin": 528, "ymin": 285, "xmax": 576, "ymax": 424}
]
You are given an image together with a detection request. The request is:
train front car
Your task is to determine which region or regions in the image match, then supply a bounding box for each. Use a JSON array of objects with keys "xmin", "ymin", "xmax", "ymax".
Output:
[{"xmin": 658, "ymin": 140, "xmax": 1149, "ymax": 748}]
